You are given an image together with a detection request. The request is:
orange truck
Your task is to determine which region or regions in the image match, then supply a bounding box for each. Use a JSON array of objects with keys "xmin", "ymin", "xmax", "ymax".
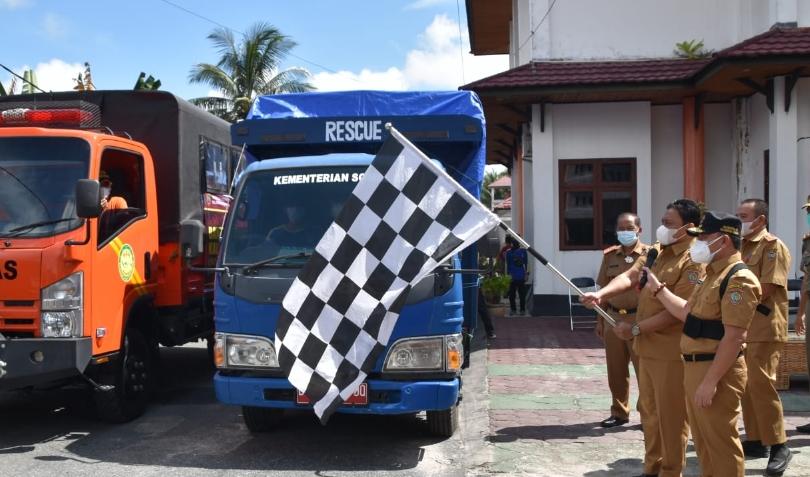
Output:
[{"xmin": 0, "ymin": 91, "xmax": 235, "ymax": 421}]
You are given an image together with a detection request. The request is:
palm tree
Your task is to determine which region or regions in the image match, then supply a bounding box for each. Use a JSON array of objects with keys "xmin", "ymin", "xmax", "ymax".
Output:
[{"xmin": 189, "ymin": 22, "xmax": 314, "ymax": 122}]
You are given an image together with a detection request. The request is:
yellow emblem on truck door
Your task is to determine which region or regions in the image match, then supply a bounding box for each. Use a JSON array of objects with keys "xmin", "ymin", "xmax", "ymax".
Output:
[{"xmin": 118, "ymin": 243, "xmax": 135, "ymax": 282}]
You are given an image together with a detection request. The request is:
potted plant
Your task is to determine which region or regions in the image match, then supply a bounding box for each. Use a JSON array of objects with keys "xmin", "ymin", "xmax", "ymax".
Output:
[{"xmin": 481, "ymin": 273, "xmax": 511, "ymax": 305}]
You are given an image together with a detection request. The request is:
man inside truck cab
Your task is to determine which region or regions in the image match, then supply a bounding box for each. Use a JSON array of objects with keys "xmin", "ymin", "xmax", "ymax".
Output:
[
  {"xmin": 99, "ymin": 170, "xmax": 128, "ymax": 211},
  {"xmin": 265, "ymin": 200, "xmax": 319, "ymax": 255}
]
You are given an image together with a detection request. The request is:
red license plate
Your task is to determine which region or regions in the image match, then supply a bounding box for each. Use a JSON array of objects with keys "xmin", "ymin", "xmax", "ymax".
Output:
[{"xmin": 296, "ymin": 383, "xmax": 368, "ymax": 406}]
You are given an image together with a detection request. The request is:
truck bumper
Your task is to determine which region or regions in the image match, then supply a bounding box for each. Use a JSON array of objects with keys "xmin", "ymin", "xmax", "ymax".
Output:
[
  {"xmin": 0, "ymin": 336, "xmax": 92, "ymax": 390},
  {"xmin": 214, "ymin": 373, "xmax": 460, "ymax": 414}
]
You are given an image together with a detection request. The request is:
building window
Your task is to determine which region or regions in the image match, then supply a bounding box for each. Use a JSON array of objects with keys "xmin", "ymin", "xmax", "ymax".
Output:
[{"xmin": 559, "ymin": 159, "xmax": 636, "ymax": 250}]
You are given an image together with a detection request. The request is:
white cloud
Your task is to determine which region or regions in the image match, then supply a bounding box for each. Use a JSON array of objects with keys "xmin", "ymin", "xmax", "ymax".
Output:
[
  {"xmin": 404, "ymin": 0, "xmax": 453, "ymax": 10},
  {"xmin": 2, "ymin": 59, "xmax": 85, "ymax": 93},
  {"xmin": 42, "ymin": 12, "xmax": 68, "ymax": 39},
  {"xmin": 312, "ymin": 14, "xmax": 507, "ymax": 92},
  {"xmin": 1, "ymin": 0, "xmax": 32, "ymax": 9}
]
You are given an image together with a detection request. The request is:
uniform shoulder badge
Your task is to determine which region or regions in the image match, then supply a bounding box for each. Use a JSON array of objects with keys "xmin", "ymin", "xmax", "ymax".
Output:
[
  {"xmin": 728, "ymin": 290, "xmax": 742, "ymax": 305},
  {"xmin": 687, "ymin": 269, "xmax": 700, "ymax": 284},
  {"xmin": 603, "ymin": 245, "xmax": 620, "ymax": 255},
  {"xmin": 767, "ymin": 249, "xmax": 778, "ymax": 261}
]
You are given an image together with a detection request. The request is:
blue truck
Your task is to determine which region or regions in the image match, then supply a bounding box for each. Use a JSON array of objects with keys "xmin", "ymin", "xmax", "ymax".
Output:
[{"xmin": 181, "ymin": 91, "xmax": 490, "ymax": 437}]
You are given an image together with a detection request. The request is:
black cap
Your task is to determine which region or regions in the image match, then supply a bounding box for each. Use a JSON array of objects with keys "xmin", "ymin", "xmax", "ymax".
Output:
[{"xmin": 686, "ymin": 210, "xmax": 741, "ymax": 237}]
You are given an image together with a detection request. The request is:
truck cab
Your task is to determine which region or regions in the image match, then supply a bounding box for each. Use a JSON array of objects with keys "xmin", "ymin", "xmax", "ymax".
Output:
[
  {"xmin": 207, "ymin": 91, "xmax": 487, "ymax": 436},
  {"xmin": 0, "ymin": 92, "xmax": 233, "ymax": 421}
]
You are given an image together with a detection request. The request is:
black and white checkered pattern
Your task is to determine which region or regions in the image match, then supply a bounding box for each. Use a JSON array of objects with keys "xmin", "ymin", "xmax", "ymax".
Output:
[{"xmin": 275, "ymin": 129, "xmax": 499, "ymax": 423}]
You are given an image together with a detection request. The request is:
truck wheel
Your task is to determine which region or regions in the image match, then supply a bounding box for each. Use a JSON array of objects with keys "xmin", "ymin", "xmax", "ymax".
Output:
[
  {"xmin": 94, "ymin": 327, "xmax": 155, "ymax": 423},
  {"xmin": 242, "ymin": 406, "xmax": 283, "ymax": 433},
  {"xmin": 426, "ymin": 405, "xmax": 459, "ymax": 437}
]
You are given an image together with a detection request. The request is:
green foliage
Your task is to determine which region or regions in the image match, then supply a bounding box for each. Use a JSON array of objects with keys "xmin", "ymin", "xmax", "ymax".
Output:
[
  {"xmin": 21, "ymin": 69, "xmax": 38, "ymax": 94},
  {"xmin": 480, "ymin": 169, "xmax": 508, "ymax": 207},
  {"xmin": 0, "ymin": 82, "xmax": 6, "ymax": 97},
  {"xmin": 481, "ymin": 274, "xmax": 511, "ymax": 303},
  {"xmin": 674, "ymin": 39, "xmax": 710, "ymax": 59},
  {"xmin": 134, "ymin": 72, "xmax": 162, "ymax": 91},
  {"xmin": 189, "ymin": 22, "xmax": 314, "ymax": 122}
]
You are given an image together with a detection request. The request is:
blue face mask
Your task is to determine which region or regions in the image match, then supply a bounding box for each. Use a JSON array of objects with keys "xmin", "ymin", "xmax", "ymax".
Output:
[{"xmin": 616, "ymin": 230, "xmax": 638, "ymax": 246}]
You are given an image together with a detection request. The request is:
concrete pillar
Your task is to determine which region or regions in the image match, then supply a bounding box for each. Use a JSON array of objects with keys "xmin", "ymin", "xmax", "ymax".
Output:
[
  {"xmin": 531, "ymin": 103, "xmax": 555, "ymax": 295},
  {"xmin": 682, "ymin": 96, "xmax": 706, "ymax": 203},
  {"xmin": 769, "ymin": 75, "xmax": 799, "ymax": 269}
]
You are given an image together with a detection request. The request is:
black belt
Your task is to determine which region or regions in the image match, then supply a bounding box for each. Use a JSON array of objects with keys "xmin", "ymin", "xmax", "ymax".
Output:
[
  {"xmin": 756, "ymin": 304, "xmax": 772, "ymax": 316},
  {"xmin": 683, "ymin": 313, "xmax": 725, "ymax": 340},
  {"xmin": 607, "ymin": 305, "xmax": 637, "ymax": 315},
  {"xmin": 683, "ymin": 351, "xmax": 743, "ymax": 362}
]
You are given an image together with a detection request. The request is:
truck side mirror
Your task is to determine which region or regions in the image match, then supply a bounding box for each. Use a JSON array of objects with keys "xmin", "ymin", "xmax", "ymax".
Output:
[
  {"xmin": 75, "ymin": 179, "xmax": 102, "ymax": 219},
  {"xmin": 477, "ymin": 226, "xmax": 502, "ymax": 259},
  {"xmin": 180, "ymin": 220, "xmax": 205, "ymax": 259}
]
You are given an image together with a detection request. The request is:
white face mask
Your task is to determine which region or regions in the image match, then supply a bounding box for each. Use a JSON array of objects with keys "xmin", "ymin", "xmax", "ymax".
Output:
[
  {"xmin": 100, "ymin": 186, "xmax": 111, "ymax": 199},
  {"xmin": 656, "ymin": 225, "xmax": 678, "ymax": 246},
  {"xmin": 689, "ymin": 236, "xmax": 723, "ymax": 264},
  {"xmin": 740, "ymin": 221, "xmax": 753, "ymax": 237}
]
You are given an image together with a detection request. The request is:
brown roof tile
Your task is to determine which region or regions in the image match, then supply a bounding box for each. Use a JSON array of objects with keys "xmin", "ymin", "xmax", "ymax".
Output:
[{"xmin": 463, "ymin": 27, "xmax": 810, "ymax": 91}]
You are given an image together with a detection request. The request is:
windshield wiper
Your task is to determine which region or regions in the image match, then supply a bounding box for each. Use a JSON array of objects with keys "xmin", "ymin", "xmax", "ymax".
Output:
[
  {"xmin": 4, "ymin": 218, "xmax": 76, "ymax": 238},
  {"xmin": 241, "ymin": 252, "xmax": 312, "ymax": 274}
]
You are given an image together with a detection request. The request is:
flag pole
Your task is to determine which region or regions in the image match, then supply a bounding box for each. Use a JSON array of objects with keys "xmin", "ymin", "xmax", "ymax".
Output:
[
  {"xmin": 497, "ymin": 223, "xmax": 617, "ymax": 327},
  {"xmin": 383, "ymin": 123, "xmax": 617, "ymax": 327}
]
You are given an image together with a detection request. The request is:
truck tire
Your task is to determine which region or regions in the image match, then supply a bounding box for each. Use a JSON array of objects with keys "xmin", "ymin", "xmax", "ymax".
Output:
[
  {"xmin": 94, "ymin": 327, "xmax": 155, "ymax": 423},
  {"xmin": 426, "ymin": 405, "xmax": 459, "ymax": 438},
  {"xmin": 242, "ymin": 406, "xmax": 283, "ymax": 433}
]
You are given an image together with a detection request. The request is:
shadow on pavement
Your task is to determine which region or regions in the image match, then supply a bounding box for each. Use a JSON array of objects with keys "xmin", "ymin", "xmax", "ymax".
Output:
[
  {"xmin": 0, "ymin": 344, "xmax": 446, "ymax": 473},
  {"xmin": 486, "ymin": 421, "xmax": 640, "ymax": 443}
]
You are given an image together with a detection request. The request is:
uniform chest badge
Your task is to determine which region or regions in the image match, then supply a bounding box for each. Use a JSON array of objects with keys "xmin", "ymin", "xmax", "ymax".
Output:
[
  {"xmin": 729, "ymin": 291, "xmax": 742, "ymax": 305},
  {"xmin": 624, "ymin": 256, "xmax": 634, "ymax": 264},
  {"xmin": 687, "ymin": 270, "xmax": 700, "ymax": 284}
]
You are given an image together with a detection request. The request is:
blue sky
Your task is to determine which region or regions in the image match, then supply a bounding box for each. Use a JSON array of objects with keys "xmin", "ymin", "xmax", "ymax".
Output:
[{"xmin": 0, "ymin": 0, "xmax": 508, "ymax": 100}]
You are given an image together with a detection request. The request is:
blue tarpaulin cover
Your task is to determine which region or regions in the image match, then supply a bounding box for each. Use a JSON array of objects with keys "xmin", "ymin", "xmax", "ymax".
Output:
[{"xmin": 246, "ymin": 90, "xmax": 487, "ymax": 198}]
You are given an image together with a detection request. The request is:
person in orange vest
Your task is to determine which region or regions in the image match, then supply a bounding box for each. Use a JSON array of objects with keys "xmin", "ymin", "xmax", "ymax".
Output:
[{"xmin": 99, "ymin": 170, "xmax": 128, "ymax": 210}]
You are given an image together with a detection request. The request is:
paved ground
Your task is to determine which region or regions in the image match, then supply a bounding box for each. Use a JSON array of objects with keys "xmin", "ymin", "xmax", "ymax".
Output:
[
  {"xmin": 4, "ymin": 313, "xmax": 810, "ymax": 476},
  {"xmin": 0, "ymin": 337, "xmax": 490, "ymax": 477},
  {"xmin": 484, "ymin": 310, "xmax": 810, "ymax": 476}
]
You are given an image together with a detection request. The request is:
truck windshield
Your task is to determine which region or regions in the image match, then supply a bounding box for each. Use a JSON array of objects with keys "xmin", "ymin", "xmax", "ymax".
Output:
[
  {"xmin": 0, "ymin": 137, "xmax": 90, "ymax": 238},
  {"xmin": 223, "ymin": 165, "xmax": 367, "ymax": 266}
]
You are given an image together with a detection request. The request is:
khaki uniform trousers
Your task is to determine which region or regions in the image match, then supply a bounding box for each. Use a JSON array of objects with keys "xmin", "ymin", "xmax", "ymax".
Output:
[
  {"xmin": 684, "ymin": 357, "xmax": 747, "ymax": 477},
  {"xmin": 741, "ymin": 342, "xmax": 787, "ymax": 445},
  {"xmin": 604, "ymin": 314, "xmax": 639, "ymax": 420},
  {"xmin": 638, "ymin": 356, "xmax": 689, "ymax": 477}
]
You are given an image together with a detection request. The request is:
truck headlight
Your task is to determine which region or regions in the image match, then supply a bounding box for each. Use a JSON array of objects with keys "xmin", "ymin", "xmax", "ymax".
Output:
[
  {"xmin": 384, "ymin": 334, "xmax": 464, "ymax": 373},
  {"xmin": 40, "ymin": 272, "xmax": 83, "ymax": 338},
  {"xmin": 216, "ymin": 333, "xmax": 279, "ymax": 369}
]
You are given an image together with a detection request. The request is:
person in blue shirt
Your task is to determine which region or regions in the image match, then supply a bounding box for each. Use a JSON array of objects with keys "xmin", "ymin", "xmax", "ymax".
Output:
[{"xmin": 504, "ymin": 236, "xmax": 529, "ymax": 315}]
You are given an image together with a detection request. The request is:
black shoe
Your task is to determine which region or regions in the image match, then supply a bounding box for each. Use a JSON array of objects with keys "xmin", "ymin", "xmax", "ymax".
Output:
[
  {"xmin": 766, "ymin": 444, "xmax": 792, "ymax": 476},
  {"xmin": 599, "ymin": 416, "xmax": 628, "ymax": 428},
  {"xmin": 635, "ymin": 474, "xmax": 658, "ymax": 477},
  {"xmin": 797, "ymin": 422, "xmax": 810, "ymax": 433},
  {"xmin": 487, "ymin": 332, "xmax": 496, "ymax": 339},
  {"xmin": 742, "ymin": 439, "xmax": 769, "ymax": 458}
]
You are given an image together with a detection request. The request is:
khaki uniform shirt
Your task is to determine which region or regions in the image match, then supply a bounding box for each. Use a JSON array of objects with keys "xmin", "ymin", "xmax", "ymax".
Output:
[
  {"xmin": 741, "ymin": 228, "xmax": 790, "ymax": 342},
  {"xmin": 596, "ymin": 240, "xmax": 649, "ymax": 320},
  {"xmin": 681, "ymin": 252, "xmax": 761, "ymax": 354},
  {"xmin": 633, "ymin": 238, "xmax": 706, "ymax": 360}
]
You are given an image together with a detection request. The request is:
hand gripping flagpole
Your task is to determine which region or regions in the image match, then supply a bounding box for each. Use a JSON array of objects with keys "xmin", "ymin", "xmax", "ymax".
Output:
[{"xmin": 383, "ymin": 123, "xmax": 617, "ymax": 328}]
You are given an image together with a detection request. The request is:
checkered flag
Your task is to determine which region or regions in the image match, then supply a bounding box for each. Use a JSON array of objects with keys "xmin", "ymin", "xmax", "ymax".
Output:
[{"xmin": 275, "ymin": 125, "xmax": 499, "ymax": 423}]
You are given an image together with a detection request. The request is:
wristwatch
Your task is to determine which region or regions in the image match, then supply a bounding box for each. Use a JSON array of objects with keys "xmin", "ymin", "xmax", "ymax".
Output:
[{"xmin": 631, "ymin": 323, "xmax": 641, "ymax": 337}]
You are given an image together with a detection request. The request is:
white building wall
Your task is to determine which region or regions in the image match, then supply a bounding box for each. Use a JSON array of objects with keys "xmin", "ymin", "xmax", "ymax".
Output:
[
  {"xmin": 704, "ymin": 104, "xmax": 736, "ymax": 213},
  {"xmin": 530, "ymin": 102, "xmax": 652, "ymax": 295},
  {"xmin": 793, "ymin": 78, "xmax": 810, "ymax": 277},
  {"xmin": 514, "ymin": 0, "xmax": 801, "ymax": 64},
  {"xmin": 651, "ymin": 105, "xmax": 683, "ymax": 225}
]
